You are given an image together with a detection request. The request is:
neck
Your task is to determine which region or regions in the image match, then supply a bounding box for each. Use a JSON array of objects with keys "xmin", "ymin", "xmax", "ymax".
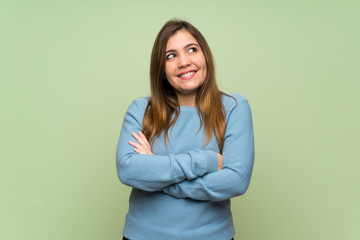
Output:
[{"xmin": 177, "ymin": 93, "xmax": 196, "ymax": 106}]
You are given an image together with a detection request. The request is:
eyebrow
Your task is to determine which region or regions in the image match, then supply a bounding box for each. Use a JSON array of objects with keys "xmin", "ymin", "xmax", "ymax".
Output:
[{"xmin": 165, "ymin": 43, "xmax": 199, "ymax": 54}]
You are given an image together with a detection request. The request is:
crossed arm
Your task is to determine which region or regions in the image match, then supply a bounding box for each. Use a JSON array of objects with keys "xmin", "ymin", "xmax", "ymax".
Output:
[
  {"xmin": 116, "ymin": 96, "xmax": 254, "ymax": 201},
  {"xmin": 129, "ymin": 131, "xmax": 224, "ymax": 171}
]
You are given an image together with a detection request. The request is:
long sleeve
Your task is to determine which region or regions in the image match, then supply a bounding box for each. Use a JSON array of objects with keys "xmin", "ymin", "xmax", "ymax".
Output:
[
  {"xmin": 116, "ymin": 98, "xmax": 219, "ymax": 192},
  {"xmin": 161, "ymin": 95, "xmax": 255, "ymax": 201}
]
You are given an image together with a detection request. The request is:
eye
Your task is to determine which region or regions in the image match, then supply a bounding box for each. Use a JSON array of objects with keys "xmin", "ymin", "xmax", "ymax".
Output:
[
  {"xmin": 189, "ymin": 47, "xmax": 197, "ymax": 53},
  {"xmin": 166, "ymin": 53, "xmax": 175, "ymax": 60}
]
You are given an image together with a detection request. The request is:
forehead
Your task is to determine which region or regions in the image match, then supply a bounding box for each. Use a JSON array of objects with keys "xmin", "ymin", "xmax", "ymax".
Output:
[{"xmin": 166, "ymin": 29, "xmax": 199, "ymax": 50}]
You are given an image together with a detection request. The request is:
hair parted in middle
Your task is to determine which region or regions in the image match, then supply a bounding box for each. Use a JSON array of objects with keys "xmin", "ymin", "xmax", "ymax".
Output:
[{"xmin": 141, "ymin": 19, "xmax": 227, "ymax": 153}]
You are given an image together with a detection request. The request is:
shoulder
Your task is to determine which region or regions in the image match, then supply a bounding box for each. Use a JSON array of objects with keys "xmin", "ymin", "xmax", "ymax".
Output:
[
  {"xmin": 125, "ymin": 97, "xmax": 150, "ymax": 119},
  {"xmin": 221, "ymin": 93, "xmax": 252, "ymax": 123},
  {"xmin": 128, "ymin": 97, "xmax": 150, "ymax": 110},
  {"xmin": 221, "ymin": 93, "xmax": 250, "ymax": 110}
]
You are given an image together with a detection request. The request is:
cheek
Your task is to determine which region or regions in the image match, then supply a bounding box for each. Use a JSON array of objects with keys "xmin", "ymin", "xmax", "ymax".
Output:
[
  {"xmin": 164, "ymin": 64, "xmax": 169, "ymax": 77},
  {"xmin": 196, "ymin": 55, "xmax": 206, "ymax": 70},
  {"xmin": 200, "ymin": 63, "xmax": 207, "ymax": 83},
  {"xmin": 164, "ymin": 63, "xmax": 175, "ymax": 78},
  {"xmin": 199, "ymin": 59, "xmax": 207, "ymax": 74}
]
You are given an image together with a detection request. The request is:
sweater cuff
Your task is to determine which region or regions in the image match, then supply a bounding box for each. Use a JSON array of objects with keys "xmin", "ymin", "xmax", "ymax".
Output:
[{"xmin": 204, "ymin": 150, "xmax": 218, "ymax": 173}]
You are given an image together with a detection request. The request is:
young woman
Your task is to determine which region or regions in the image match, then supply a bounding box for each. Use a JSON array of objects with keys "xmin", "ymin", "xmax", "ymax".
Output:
[{"xmin": 116, "ymin": 19, "xmax": 254, "ymax": 240}]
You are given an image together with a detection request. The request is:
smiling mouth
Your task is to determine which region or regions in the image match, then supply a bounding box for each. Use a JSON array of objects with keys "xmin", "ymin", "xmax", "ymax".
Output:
[{"xmin": 178, "ymin": 71, "xmax": 197, "ymax": 80}]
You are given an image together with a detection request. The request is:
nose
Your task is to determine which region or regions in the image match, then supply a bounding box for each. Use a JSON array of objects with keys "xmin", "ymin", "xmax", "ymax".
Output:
[{"xmin": 177, "ymin": 53, "xmax": 190, "ymax": 68}]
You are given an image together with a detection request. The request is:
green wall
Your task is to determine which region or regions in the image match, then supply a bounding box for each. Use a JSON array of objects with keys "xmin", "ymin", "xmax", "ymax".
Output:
[{"xmin": 1, "ymin": 0, "xmax": 359, "ymax": 239}]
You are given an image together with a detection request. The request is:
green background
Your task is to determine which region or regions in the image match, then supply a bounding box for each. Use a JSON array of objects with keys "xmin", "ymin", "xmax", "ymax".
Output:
[{"xmin": 1, "ymin": 0, "xmax": 359, "ymax": 239}]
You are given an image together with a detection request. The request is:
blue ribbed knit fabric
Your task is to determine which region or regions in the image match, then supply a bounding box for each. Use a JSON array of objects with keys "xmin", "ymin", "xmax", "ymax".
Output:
[{"xmin": 116, "ymin": 93, "xmax": 254, "ymax": 240}]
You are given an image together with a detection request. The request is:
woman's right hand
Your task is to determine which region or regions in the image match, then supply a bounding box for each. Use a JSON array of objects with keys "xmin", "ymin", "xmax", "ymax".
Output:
[
  {"xmin": 216, "ymin": 153, "xmax": 223, "ymax": 171},
  {"xmin": 128, "ymin": 131, "xmax": 153, "ymax": 155}
]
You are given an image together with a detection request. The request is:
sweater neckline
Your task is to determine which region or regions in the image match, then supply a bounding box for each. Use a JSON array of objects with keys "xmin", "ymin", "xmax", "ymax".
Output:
[{"xmin": 179, "ymin": 105, "xmax": 197, "ymax": 111}]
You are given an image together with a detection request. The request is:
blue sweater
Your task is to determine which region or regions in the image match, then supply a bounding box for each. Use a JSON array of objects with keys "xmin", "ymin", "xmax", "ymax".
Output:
[{"xmin": 116, "ymin": 93, "xmax": 254, "ymax": 240}]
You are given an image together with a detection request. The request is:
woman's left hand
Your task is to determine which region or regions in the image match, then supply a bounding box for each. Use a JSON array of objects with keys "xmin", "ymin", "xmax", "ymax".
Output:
[{"xmin": 129, "ymin": 131, "xmax": 153, "ymax": 155}]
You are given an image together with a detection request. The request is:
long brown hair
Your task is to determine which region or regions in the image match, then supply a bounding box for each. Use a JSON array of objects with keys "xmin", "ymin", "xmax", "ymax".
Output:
[{"xmin": 142, "ymin": 19, "xmax": 227, "ymax": 153}]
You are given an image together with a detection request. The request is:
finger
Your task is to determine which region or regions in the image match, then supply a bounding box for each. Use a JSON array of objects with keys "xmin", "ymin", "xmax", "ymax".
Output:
[
  {"xmin": 129, "ymin": 141, "xmax": 146, "ymax": 154},
  {"xmin": 128, "ymin": 140, "xmax": 144, "ymax": 151},
  {"xmin": 216, "ymin": 153, "xmax": 223, "ymax": 171},
  {"xmin": 140, "ymin": 132, "xmax": 151, "ymax": 150},
  {"xmin": 129, "ymin": 140, "xmax": 150, "ymax": 155},
  {"xmin": 130, "ymin": 134, "xmax": 153, "ymax": 155},
  {"xmin": 135, "ymin": 132, "xmax": 152, "ymax": 154},
  {"xmin": 139, "ymin": 131, "xmax": 152, "ymax": 151},
  {"xmin": 132, "ymin": 132, "xmax": 148, "ymax": 148},
  {"xmin": 133, "ymin": 147, "xmax": 146, "ymax": 154}
]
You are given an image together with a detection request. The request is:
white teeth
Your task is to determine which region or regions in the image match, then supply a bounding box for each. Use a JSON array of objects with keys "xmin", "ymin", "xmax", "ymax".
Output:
[{"xmin": 179, "ymin": 71, "xmax": 195, "ymax": 78}]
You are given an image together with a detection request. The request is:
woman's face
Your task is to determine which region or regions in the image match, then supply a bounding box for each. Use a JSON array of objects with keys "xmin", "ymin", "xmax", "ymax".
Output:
[{"xmin": 164, "ymin": 29, "xmax": 207, "ymax": 104}]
